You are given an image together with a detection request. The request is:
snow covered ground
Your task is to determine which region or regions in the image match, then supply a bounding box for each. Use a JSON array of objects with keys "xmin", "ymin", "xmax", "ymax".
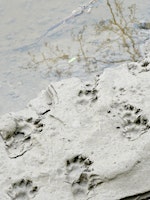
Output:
[{"xmin": 0, "ymin": 0, "xmax": 150, "ymax": 114}]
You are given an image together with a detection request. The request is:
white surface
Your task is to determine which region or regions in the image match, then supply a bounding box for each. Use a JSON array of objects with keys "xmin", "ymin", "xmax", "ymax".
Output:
[
  {"xmin": 0, "ymin": 55, "xmax": 150, "ymax": 199},
  {"xmin": 0, "ymin": 0, "xmax": 150, "ymax": 115}
]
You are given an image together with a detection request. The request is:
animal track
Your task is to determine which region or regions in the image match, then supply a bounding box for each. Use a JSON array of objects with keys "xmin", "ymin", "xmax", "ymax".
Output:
[
  {"xmin": 7, "ymin": 178, "xmax": 38, "ymax": 200},
  {"xmin": 108, "ymin": 103, "xmax": 150, "ymax": 140},
  {"xmin": 66, "ymin": 155, "xmax": 102, "ymax": 198},
  {"xmin": 77, "ymin": 84, "xmax": 98, "ymax": 105},
  {"xmin": 121, "ymin": 104, "xmax": 150, "ymax": 140},
  {"xmin": 127, "ymin": 59, "xmax": 150, "ymax": 75},
  {"xmin": 0, "ymin": 116, "xmax": 44, "ymax": 158}
]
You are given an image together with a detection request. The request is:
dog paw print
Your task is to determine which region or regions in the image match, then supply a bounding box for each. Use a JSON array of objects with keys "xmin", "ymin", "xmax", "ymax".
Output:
[
  {"xmin": 7, "ymin": 178, "xmax": 38, "ymax": 200},
  {"xmin": 0, "ymin": 116, "xmax": 44, "ymax": 158},
  {"xmin": 66, "ymin": 155, "xmax": 102, "ymax": 198},
  {"xmin": 77, "ymin": 84, "xmax": 98, "ymax": 105}
]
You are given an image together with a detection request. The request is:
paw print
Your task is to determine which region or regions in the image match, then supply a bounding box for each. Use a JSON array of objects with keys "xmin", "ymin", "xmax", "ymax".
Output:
[
  {"xmin": 77, "ymin": 84, "xmax": 98, "ymax": 105},
  {"xmin": 0, "ymin": 115, "xmax": 44, "ymax": 158},
  {"xmin": 121, "ymin": 104, "xmax": 150, "ymax": 140},
  {"xmin": 7, "ymin": 178, "xmax": 38, "ymax": 200},
  {"xmin": 108, "ymin": 103, "xmax": 150, "ymax": 140},
  {"xmin": 66, "ymin": 155, "xmax": 102, "ymax": 198}
]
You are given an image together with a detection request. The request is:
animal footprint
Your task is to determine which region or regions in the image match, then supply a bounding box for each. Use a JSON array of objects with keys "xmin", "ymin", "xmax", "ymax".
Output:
[
  {"xmin": 121, "ymin": 104, "xmax": 150, "ymax": 140},
  {"xmin": 0, "ymin": 115, "xmax": 44, "ymax": 158},
  {"xmin": 127, "ymin": 59, "xmax": 150, "ymax": 75},
  {"xmin": 108, "ymin": 103, "xmax": 150, "ymax": 140},
  {"xmin": 7, "ymin": 178, "xmax": 38, "ymax": 200},
  {"xmin": 77, "ymin": 84, "xmax": 98, "ymax": 105},
  {"xmin": 66, "ymin": 155, "xmax": 102, "ymax": 198}
]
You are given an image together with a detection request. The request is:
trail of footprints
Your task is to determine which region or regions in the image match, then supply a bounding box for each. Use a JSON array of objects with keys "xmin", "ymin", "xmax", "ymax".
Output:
[
  {"xmin": 66, "ymin": 155, "xmax": 102, "ymax": 199},
  {"xmin": 1, "ymin": 117, "xmax": 44, "ymax": 158},
  {"xmin": 7, "ymin": 178, "xmax": 38, "ymax": 200}
]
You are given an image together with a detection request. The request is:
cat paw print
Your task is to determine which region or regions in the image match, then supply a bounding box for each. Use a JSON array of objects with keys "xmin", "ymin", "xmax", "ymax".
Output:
[
  {"xmin": 77, "ymin": 84, "xmax": 98, "ymax": 105},
  {"xmin": 0, "ymin": 115, "xmax": 44, "ymax": 158},
  {"xmin": 7, "ymin": 178, "xmax": 38, "ymax": 200},
  {"xmin": 66, "ymin": 155, "xmax": 102, "ymax": 199}
]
